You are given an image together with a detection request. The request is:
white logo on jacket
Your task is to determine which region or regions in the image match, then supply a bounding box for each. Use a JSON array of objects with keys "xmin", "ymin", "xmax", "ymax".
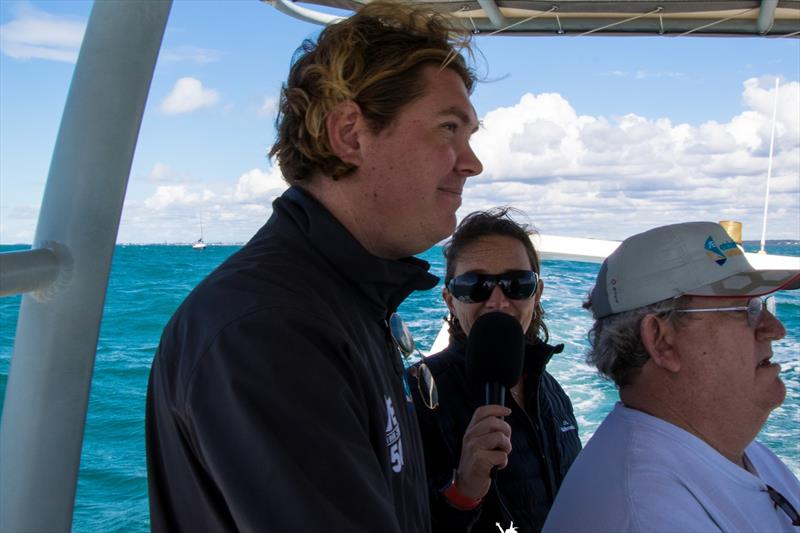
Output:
[{"xmin": 384, "ymin": 395, "xmax": 403, "ymax": 473}]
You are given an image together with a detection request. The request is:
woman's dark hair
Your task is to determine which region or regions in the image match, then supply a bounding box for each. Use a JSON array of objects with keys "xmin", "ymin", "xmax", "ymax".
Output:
[{"xmin": 443, "ymin": 207, "xmax": 548, "ymax": 344}]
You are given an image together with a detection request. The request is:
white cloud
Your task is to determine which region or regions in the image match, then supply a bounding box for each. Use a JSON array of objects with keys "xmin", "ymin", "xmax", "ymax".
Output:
[
  {"xmin": 233, "ymin": 167, "xmax": 287, "ymax": 201},
  {"xmin": 147, "ymin": 162, "xmax": 174, "ymax": 182},
  {"xmin": 161, "ymin": 46, "xmax": 222, "ymax": 64},
  {"xmin": 603, "ymin": 69, "xmax": 687, "ymax": 80},
  {"xmin": 127, "ymin": 165, "xmax": 289, "ymax": 243},
  {"xmin": 127, "ymin": 80, "xmax": 800, "ymax": 242},
  {"xmin": 258, "ymin": 96, "xmax": 278, "ymax": 117},
  {"xmin": 741, "ymin": 76, "xmax": 800, "ymax": 143},
  {"xmin": 467, "ymin": 78, "xmax": 800, "ymax": 240},
  {"xmin": 141, "ymin": 166, "xmax": 287, "ymax": 212},
  {"xmin": 71, "ymin": 79, "xmax": 800, "ymax": 243},
  {"xmin": 159, "ymin": 77, "xmax": 219, "ymax": 115},
  {"xmin": 0, "ymin": 5, "xmax": 85, "ymax": 62},
  {"xmin": 140, "ymin": 162, "xmax": 194, "ymax": 183},
  {"xmin": 144, "ymin": 185, "xmax": 206, "ymax": 210}
]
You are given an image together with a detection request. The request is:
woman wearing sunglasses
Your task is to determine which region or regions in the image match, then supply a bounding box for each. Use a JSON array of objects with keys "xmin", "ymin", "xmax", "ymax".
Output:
[{"xmin": 409, "ymin": 208, "xmax": 582, "ymax": 532}]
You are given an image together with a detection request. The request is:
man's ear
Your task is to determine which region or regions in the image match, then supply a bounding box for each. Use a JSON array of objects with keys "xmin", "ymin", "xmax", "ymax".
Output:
[
  {"xmin": 326, "ymin": 100, "xmax": 364, "ymax": 166},
  {"xmin": 640, "ymin": 314, "xmax": 681, "ymax": 373}
]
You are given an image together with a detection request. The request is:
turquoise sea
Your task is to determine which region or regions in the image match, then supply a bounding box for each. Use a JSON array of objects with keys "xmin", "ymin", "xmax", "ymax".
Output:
[{"xmin": 1, "ymin": 241, "xmax": 798, "ymax": 532}]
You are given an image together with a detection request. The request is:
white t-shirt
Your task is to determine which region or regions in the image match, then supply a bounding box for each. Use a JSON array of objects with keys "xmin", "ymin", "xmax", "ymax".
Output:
[{"xmin": 543, "ymin": 403, "xmax": 800, "ymax": 532}]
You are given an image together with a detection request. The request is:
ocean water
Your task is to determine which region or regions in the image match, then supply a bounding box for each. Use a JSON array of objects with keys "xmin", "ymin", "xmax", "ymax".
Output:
[{"xmin": 1, "ymin": 241, "xmax": 798, "ymax": 532}]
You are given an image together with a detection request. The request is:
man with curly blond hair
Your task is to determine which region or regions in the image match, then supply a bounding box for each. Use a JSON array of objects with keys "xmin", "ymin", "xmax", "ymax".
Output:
[{"xmin": 146, "ymin": 3, "xmax": 483, "ymax": 531}]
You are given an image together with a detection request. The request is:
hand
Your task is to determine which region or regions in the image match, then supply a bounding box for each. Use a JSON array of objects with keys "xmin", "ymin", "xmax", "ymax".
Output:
[{"xmin": 454, "ymin": 404, "xmax": 512, "ymax": 501}]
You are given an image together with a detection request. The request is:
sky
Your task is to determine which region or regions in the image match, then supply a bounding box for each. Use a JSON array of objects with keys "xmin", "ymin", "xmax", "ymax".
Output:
[{"xmin": 1, "ymin": 0, "xmax": 798, "ymax": 245}]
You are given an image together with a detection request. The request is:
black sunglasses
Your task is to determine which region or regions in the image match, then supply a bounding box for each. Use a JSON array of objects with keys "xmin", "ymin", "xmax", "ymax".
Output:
[
  {"xmin": 446, "ymin": 270, "xmax": 538, "ymax": 304},
  {"xmin": 389, "ymin": 313, "xmax": 438, "ymax": 410},
  {"xmin": 766, "ymin": 485, "xmax": 800, "ymax": 526}
]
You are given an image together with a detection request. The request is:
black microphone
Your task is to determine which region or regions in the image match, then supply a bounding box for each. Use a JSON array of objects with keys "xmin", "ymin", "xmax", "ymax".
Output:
[{"xmin": 466, "ymin": 312, "xmax": 525, "ymax": 407}]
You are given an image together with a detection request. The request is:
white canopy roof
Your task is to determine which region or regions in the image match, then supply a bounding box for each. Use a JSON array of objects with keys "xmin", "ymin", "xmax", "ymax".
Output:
[{"xmin": 266, "ymin": 0, "xmax": 800, "ymax": 37}]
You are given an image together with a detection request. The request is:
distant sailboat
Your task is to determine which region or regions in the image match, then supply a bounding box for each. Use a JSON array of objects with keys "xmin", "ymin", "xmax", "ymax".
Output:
[{"xmin": 192, "ymin": 221, "xmax": 207, "ymax": 250}]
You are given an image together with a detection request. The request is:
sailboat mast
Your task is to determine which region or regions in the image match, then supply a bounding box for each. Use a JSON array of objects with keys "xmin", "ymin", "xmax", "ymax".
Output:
[{"xmin": 759, "ymin": 77, "xmax": 779, "ymax": 254}]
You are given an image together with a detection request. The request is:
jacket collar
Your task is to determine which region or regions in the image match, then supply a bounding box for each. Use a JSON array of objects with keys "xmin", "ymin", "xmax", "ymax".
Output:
[
  {"xmin": 449, "ymin": 334, "xmax": 564, "ymax": 378},
  {"xmin": 273, "ymin": 186, "xmax": 438, "ymax": 314},
  {"xmin": 447, "ymin": 334, "xmax": 564, "ymax": 407},
  {"xmin": 524, "ymin": 338, "xmax": 563, "ymax": 378}
]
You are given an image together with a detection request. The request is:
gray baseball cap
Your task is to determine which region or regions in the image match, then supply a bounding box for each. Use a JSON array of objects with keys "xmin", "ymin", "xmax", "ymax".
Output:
[{"xmin": 590, "ymin": 221, "xmax": 800, "ymax": 319}]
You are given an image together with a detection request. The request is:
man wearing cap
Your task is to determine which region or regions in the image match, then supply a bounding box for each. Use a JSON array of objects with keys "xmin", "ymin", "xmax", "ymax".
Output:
[{"xmin": 543, "ymin": 221, "xmax": 800, "ymax": 532}]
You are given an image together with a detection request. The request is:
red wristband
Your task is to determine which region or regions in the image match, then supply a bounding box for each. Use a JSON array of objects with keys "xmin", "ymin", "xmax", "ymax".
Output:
[{"xmin": 442, "ymin": 476, "xmax": 482, "ymax": 510}]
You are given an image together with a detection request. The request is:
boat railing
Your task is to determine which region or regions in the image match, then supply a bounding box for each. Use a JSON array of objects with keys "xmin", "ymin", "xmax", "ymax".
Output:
[
  {"xmin": 0, "ymin": 2, "xmax": 172, "ymax": 531},
  {"xmin": 0, "ymin": 247, "xmax": 63, "ymax": 298}
]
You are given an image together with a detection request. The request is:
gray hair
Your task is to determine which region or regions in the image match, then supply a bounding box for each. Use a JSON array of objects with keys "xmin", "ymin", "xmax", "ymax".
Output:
[{"xmin": 583, "ymin": 296, "xmax": 691, "ymax": 387}]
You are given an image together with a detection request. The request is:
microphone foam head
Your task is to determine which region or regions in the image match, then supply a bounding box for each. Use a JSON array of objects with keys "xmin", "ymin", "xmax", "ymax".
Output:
[{"xmin": 466, "ymin": 311, "xmax": 525, "ymax": 388}]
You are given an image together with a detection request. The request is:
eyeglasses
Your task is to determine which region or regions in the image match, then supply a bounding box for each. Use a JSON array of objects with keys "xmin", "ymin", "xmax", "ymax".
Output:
[
  {"xmin": 389, "ymin": 313, "xmax": 438, "ymax": 410},
  {"xmin": 676, "ymin": 295, "xmax": 776, "ymax": 328},
  {"xmin": 446, "ymin": 270, "xmax": 539, "ymax": 304},
  {"xmin": 407, "ymin": 364, "xmax": 438, "ymax": 410},
  {"xmin": 765, "ymin": 484, "xmax": 800, "ymax": 526}
]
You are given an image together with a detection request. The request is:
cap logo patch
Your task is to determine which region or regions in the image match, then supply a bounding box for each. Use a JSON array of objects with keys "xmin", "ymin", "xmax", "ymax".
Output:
[{"xmin": 704, "ymin": 236, "xmax": 742, "ymax": 266}]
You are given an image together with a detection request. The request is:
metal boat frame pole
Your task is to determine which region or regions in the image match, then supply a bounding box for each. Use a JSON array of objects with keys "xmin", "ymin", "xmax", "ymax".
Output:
[{"xmin": 0, "ymin": 1, "xmax": 172, "ymax": 530}]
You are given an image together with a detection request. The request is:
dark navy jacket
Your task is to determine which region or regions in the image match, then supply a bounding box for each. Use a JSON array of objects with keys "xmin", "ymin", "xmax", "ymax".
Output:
[
  {"xmin": 410, "ymin": 336, "xmax": 582, "ymax": 533},
  {"xmin": 146, "ymin": 186, "xmax": 436, "ymax": 532}
]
